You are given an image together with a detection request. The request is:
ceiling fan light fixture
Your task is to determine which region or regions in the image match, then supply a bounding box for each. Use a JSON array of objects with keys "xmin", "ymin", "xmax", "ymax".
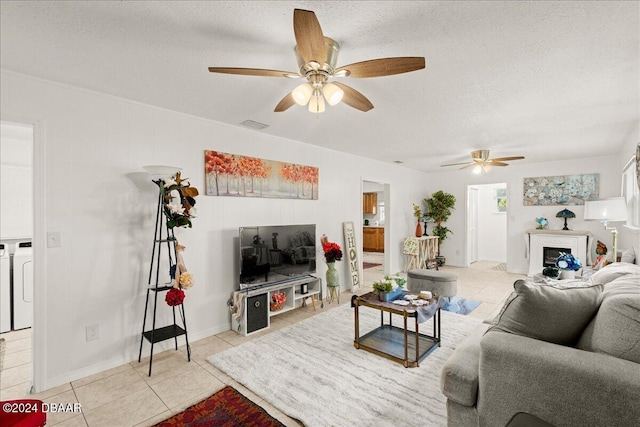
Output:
[
  {"xmin": 308, "ymin": 92, "xmax": 325, "ymax": 113},
  {"xmin": 322, "ymin": 82, "xmax": 343, "ymax": 106},
  {"xmin": 483, "ymin": 164, "xmax": 492, "ymax": 173},
  {"xmin": 292, "ymin": 83, "xmax": 313, "ymax": 105},
  {"xmin": 473, "ymin": 164, "xmax": 482, "ymax": 175}
]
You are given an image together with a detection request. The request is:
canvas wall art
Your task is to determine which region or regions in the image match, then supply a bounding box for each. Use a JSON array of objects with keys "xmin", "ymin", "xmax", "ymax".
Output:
[
  {"xmin": 523, "ymin": 173, "xmax": 599, "ymax": 206},
  {"xmin": 204, "ymin": 150, "xmax": 319, "ymax": 199}
]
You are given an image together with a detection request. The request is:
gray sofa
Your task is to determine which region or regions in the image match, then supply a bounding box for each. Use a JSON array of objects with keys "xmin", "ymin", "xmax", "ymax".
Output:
[{"xmin": 440, "ymin": 262, "xmax": 640, "ymax": 427}]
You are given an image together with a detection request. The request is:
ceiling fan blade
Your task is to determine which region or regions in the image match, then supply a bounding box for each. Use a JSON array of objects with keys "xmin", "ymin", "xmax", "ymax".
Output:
[
  {"xmin": 293, "ymin": 9, "xmax": 326, "ymax": 65},
  {"xmin": 332, "ymin": 82, "xmax": 374, "ymax": 112},
  {"xmin": 441, "ymin": 161, "xmax": 474, "ymax": 167},
  {"xmin": 489, "ymin": 161, "xmax": 509, "ymax": 167},
  {"xmin": 335, "ymin": 57, "xmax": 425, "ymax": 78},
  {"xmin": 208, "ymin": 67, "xmax": 300, "ymax": 78},
  {"xmin": 489, "ymin": 156, "xmax": 525, "ymax": 162},
  {"xmin": 274, "ymin": 93, "xmax": 296, "ymax": 112},
  {"xmin": 459, "ymin": 163, "xmax": 476, "ymax": 170}
]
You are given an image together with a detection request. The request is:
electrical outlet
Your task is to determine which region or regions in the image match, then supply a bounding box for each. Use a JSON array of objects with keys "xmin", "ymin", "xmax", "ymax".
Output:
[{"xmin": 86, "ymin": 324, "xmax": 99, "ymax": 342}]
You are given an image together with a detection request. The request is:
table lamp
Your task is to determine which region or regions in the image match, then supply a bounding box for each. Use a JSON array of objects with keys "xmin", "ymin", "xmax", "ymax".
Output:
[
  {"xmin": 556, "ymin": 208, "xmax": 575, "ymax": 230},
  {"xmin": 584, "ymin": 197, "xmax": 628, "ymax": 263}
]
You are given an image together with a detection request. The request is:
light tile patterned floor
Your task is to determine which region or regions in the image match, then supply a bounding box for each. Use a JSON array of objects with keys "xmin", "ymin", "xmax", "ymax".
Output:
[{"xmin": 0, "ymin": 256, "xmax": 523, "ymax": 426}]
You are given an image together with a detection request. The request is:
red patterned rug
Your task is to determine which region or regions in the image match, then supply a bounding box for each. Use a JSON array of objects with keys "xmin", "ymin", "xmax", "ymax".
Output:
[
  {"xmin": 154, "ymin": 386, "xmax": 285, "ymax": 427},
  {"xmin": 363, "ymin": 262, "xmax": 382, "ymax": 269}
]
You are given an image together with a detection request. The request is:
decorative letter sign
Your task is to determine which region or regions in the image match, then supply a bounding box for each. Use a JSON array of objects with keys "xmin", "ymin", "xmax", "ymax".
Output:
[{"xmin": 342, "ymin": 221, "xmax": 361, "ymax": 292}]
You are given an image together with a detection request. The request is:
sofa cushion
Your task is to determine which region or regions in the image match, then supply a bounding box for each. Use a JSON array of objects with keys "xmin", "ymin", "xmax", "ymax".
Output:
[
  {"xmin": 577, "ymin": 275, "xmax": 640, "ymax": 364},
  {"xmin": 591, "ymin": 262, "xmax": 640, "ymax": 286},
  {"xmin": 486, "ymin": 280, "xmax": 603, "ymax": 346}
]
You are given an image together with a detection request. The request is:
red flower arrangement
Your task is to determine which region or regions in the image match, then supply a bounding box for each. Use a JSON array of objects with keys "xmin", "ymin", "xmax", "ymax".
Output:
[
  {"xmin": 321, "ymin": 235, "xmax": 343, "ymax": 263},
  {"xmin": 165, "ymin": 288, "xmax": 185, "ymax": 306}
]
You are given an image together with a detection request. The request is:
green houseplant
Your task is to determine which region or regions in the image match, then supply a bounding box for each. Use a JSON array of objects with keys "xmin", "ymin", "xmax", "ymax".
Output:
[
  {"xmin": 424, "ymin": 190, "xmax": 456, "ymax": 265},
  {"xmin": 372, "ymin": 274, "xmax": 407, "ymax": 301}
]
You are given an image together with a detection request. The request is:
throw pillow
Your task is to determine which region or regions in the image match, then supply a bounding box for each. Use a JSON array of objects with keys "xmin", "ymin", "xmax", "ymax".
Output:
[
  {"xmin": 621, "ymin": 247, "xmax": 636, "ymax": 264},
  {"xmin": 486, "ymin": 280, "xmax": 603, "ymax": 346},
  {"xmin": 577, "ymin": 293, "xmax": 640, "ymax": 364}
]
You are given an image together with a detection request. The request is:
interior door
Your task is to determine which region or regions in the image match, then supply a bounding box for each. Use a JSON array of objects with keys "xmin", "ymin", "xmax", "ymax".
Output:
[{"xmin": 467, "ymin": 187, "xmax": 479, "ymax": 265}]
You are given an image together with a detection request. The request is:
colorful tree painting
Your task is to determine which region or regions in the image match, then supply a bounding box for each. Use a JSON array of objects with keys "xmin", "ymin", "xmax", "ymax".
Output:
[{"xmin": 204, "ymin": 150, "xmax": 318, "ymax": 199}]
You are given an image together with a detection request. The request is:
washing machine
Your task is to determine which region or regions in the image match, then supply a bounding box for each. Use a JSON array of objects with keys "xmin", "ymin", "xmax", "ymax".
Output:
[
  {"xmin": 0, "ymin": 243, "xmax": 11, "ymax": 333},
  {"xmin": 13, "ymin": 241, "xmax": 33, "ymax": 330}
]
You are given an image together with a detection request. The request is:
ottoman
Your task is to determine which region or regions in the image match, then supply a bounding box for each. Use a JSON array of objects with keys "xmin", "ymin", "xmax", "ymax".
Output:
[{"xmin": 407, "ymin": 269, "xmax": 457, "ymax": 297}]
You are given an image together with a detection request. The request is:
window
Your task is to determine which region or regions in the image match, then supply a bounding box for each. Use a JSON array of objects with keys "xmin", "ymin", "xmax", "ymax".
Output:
[
  {"xmin": 622, "ymin": 150, "xmax": 639, "ymax": 228},
  {"xmin": 378, "ymin": 201, "xmax": 385, "ymax": 223}
]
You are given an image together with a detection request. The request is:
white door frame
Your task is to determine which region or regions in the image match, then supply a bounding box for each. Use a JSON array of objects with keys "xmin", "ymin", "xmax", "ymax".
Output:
[
  {"xmin": 1, "ymin": 116, "xmax": 46, "ymax": 392},
  {"xmin": 361, "ymin": 178, "xmax": 391, "ymax": 275}
]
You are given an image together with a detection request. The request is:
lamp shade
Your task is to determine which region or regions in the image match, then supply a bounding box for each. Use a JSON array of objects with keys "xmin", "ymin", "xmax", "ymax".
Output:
[
  {"xmin": 308, "ymin": 93, "xmax": 325, "ymax": 113},
  {"xmin": 292, "ymin": 83, "xmax": 313, "ymax": 105},
  {"xmin": 322, "ymin": 83, "xmax": 344, "ymax": 106},
  {"xmin": 143, "ymin": 165, "xmax": 181, "ymax": 179},
  {"xmin": 584, "ymin": 197, "xmax": 628, "ymax": 222},
  {"xmin": 556, "ymin": 209, "xmax": 575, "ymax": 218}
]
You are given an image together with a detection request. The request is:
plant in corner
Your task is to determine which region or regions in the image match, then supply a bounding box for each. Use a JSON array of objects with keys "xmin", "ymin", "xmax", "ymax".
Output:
[{"xmin": 424, "ymin": 190, "xmax": 456, "ymax": 265}]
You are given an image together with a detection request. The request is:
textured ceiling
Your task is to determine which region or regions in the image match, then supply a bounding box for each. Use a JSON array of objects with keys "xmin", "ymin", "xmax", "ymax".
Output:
[{"xmin": 1, "ymin": 1, "xmax": 638, "ymax": 172}]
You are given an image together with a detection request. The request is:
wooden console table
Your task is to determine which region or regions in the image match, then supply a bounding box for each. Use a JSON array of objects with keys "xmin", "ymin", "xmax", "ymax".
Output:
[{"xmin": 416, "ymin": 236, "xmax": 439, "ymax": 269}]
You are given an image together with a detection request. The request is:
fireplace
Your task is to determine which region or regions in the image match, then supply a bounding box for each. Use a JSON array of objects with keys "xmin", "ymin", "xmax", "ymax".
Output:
[
  {"xmin": 543, "ymin": 247, "xmax": 571, "ymax": 267},
  {"xmin": 527, "ymin": 230, "xmax": 592, "ymax": 275}
]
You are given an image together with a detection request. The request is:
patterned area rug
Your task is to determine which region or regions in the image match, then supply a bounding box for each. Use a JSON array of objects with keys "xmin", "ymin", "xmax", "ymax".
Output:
[
  {"xmin": 208, "ymin": 303, "xmax": 481, "ymax": 427},
  {"xmin": 490, "ymin": 262, "xmax": 507, "ymax": 271},
  {"xmin": 153, "ymin": 386, "xmax": 284, "ymax": 427},
  {"xmin": 442, "ymin": 297, "xmax": 482, "ymax": 315},
  {"xmin": 363, "ymin": 261, "xmax": 382, "ymax": 269}
]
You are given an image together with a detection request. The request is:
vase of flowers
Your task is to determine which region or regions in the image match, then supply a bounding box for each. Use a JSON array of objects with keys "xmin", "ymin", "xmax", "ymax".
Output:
[
  {"xmin": 413, "ymin": 203, "xmax": 423, "ymax": 237},
  {"xmin": 321, "ymin": 235, "xmax": 343, "ymax": 288},
  {"xmin": 556, "ymin": 252, "xmax": 582, "ymax": 279},
  {"xmin": 270, "ymin": 291, "xmax": 287, "ymax": 311}
]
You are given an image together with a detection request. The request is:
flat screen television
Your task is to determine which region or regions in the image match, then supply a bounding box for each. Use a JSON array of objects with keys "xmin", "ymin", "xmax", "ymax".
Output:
[{"xmin": 238, "ymin": 224, "xmax": 316, "ymax": 289}]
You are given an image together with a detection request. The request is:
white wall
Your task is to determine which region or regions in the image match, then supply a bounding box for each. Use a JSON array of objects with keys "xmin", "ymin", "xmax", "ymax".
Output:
[
  {"xmin": 429, "ymin": 156, "xmax": 621, "ymax": 274},
  {"xmin": 470, "ymin": 183, "xmax": 507, "ymax": 262},
  {"xmin": 1, "ymin": 71, "xmax": 430, "ymax": 390}
]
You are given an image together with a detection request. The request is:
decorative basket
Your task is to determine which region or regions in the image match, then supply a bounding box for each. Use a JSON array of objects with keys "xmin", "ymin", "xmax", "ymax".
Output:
[
  {"xmin": 270, "ymin": 292, "xmax": 287, "ymax": 311},
  {"xmin": 270, "ymin": 300, "xmax": 285, "ymax": 311}
]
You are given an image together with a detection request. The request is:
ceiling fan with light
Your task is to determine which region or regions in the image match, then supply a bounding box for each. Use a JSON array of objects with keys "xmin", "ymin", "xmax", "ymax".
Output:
[
  {"xmin": 441, "ymin": 150, "xmax": 525, "ymax": 174},
  {"xmin": 208, "ymin": 9, "xmax": 425, "ymax": 113}
]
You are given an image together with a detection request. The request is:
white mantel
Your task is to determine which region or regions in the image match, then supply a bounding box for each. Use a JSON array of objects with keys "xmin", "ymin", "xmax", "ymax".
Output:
[{"xmin": 525, "ymin": 229, "xmax": 593, "ymax": 275}]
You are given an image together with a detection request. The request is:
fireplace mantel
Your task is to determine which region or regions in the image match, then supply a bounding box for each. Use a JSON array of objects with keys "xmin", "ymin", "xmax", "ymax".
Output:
[{"xmin": 525, "ymin": 230, "xmax": 593, "ymax": 275}]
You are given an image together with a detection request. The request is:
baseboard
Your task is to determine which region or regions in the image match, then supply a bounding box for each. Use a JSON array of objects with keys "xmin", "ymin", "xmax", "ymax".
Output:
[{"xmin": 41, "ymin": 322, "xmax": 232, "ymax": 393}]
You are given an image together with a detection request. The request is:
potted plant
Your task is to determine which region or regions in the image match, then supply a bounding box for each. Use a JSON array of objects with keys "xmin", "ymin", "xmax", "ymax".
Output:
[
  {"xmin": 372, "ymin": 274, "xmax": 407, "ymax": 302},
  {"xmin": 424, "ymin": 190, "xmax": 456, "ymax": 266}
]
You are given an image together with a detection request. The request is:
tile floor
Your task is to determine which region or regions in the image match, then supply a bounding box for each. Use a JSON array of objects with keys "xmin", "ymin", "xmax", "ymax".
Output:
[{"xmin": 0, "ymin": 255, "xmax": 524, "ymax": 426}]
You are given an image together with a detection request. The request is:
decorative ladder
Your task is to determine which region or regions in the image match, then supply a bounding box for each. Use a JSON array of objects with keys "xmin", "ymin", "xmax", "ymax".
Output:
[{"xmin": 138, "ymin": 179, "xmax": 191, "ymax": 376}]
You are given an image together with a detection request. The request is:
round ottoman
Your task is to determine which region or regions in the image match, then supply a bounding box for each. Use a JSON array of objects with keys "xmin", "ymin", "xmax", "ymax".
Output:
[{"xmin": 407, "ymin": 269, "xmax": 457, "ymax": 297}]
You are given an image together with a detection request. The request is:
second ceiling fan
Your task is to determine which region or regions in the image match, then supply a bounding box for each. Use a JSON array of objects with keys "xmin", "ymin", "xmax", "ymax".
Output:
[
  {"xmin": 208, "ymin": 9, "xmax": 425, "ymax": 113},
  {"xmin": 441, "ymin": 150, "xmax": 525, "ymax": 174}
]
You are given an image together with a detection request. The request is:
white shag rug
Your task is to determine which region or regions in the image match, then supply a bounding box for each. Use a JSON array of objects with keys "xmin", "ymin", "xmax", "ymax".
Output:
[{"xmin": 208, "ymin": 303, "xmax": 482, "ymax": 427}]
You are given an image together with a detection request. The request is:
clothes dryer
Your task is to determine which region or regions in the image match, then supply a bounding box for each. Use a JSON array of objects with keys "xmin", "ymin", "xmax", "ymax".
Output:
[
  {"xmin": 0, "ymin": 243, "xmax": 10, "ymax": 333},
  {"xmin": 13, "ymin": 241, "xmax": 33, "ymax": 329}
]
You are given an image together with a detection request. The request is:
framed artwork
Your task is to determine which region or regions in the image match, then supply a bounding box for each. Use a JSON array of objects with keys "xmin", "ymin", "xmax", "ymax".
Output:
[
  {"xmin": 523, "ymin": 173, "xmax": 599, "ymax": 206},
  {"xmin": 204, "ymin": 150, "xmax": 318, "ymax": 199},
  {"xmin": 342, "ymin": 221, "xmax": 361, "ymax": 292}
]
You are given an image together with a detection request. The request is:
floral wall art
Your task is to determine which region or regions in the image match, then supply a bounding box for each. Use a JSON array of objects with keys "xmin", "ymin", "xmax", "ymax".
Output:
[
  {"xmin": 204, "ymin": 150, "xmax": 319, "ymax": 199},
  {"xmin": 523, "ymin": 173, "xmax": 599, "ymax": 206}
]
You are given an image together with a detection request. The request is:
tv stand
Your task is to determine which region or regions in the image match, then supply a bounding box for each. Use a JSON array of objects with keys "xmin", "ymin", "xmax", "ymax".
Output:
[{"xmin": 232, "ymin": 275, "xmax": 322, "ymax": 336}]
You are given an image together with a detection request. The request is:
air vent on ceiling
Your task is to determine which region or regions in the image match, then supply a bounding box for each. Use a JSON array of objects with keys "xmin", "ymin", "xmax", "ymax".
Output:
[{"xmin": 239, "ymin": 120, "xmax": 269, "ymax": 130}]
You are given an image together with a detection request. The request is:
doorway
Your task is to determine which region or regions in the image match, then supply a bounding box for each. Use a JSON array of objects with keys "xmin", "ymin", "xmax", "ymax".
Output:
[
  {"xmin": 0, "ymin": 121, "xmax": 36, "ymax": 393},
  {"xmin": 362, "ymin": 180, "xmax": 390, "ymax": 288},
  {"xmin": 466, "ymin": 183, "xmax": 508, "ymax": 268}
]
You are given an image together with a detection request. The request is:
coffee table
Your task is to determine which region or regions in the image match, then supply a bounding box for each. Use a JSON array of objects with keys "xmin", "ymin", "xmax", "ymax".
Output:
[{"xmin": 352, "ymin": 291, "xmax": 442, "ymax": 367}]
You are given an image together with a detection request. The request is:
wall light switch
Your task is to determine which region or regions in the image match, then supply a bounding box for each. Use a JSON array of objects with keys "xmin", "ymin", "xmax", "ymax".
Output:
[{"xmin": 47, "ymin": 232, "xmax": 61, "ymax": 248}]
